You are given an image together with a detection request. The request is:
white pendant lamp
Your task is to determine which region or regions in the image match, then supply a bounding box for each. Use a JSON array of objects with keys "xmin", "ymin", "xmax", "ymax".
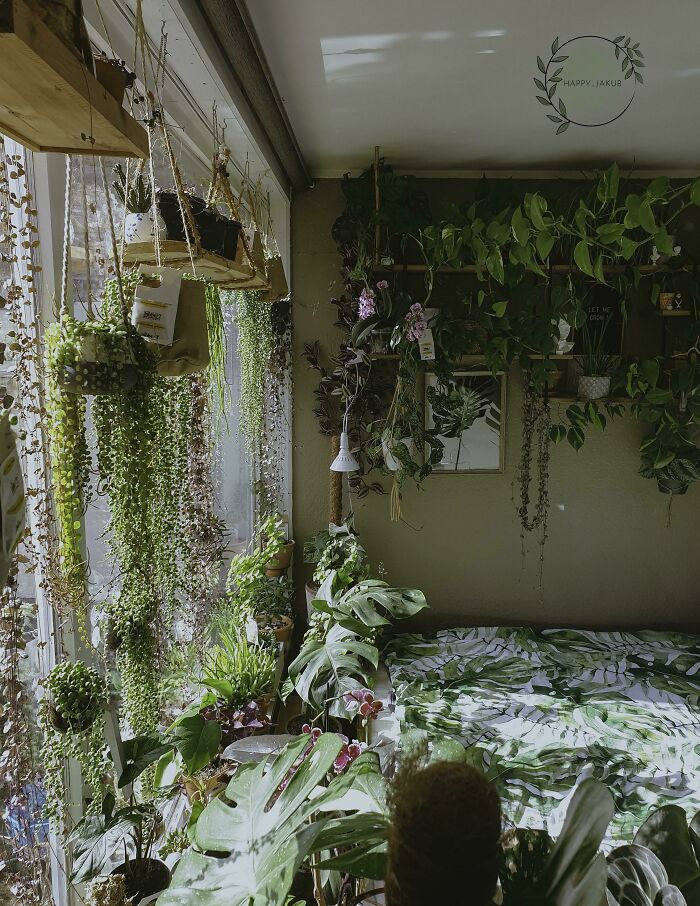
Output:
[{"xmin": 330, "ymin": 430, "xmax": 359, "ymax": 473}]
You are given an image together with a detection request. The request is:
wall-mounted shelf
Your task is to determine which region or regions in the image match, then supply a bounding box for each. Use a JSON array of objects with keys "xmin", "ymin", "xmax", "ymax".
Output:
[
  {"xmin": 656, "ymin": 309, "xmax": 691, "ymax": 317},
  {"xmin": 372, "ymin": 262, "xmax": 667, "ymax": 276},
  {"xmin": 0, "ymin": 0, "xmax": 148, "ymax": 156},
  {"xmin": 370, "ymin": 353, "xmax": 487, "ymax": 363},
  {"xmin": 549, "ymin": 395, "xmax": 630, "ymax": 404}
]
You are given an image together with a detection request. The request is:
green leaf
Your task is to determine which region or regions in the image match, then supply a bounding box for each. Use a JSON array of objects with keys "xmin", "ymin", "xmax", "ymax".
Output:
[
  {"xmin": 593, "ymin": 254, "xmax": 607, "ymax": 284},
  {"xmin": 511, "ymin": 206, "xmax": 530, "ymax": 246},
  {"xmin": 634, "ymin": 805, "xmax": 700, "ymax": 890},
  {"xmin": 690, "ymin": 178, "xmax": 700, "ymax": 207},
  {"xmin": 574, "ymin": 240, "xmax": 595, "ymax": 277},
  {"xmin": 118, "ymin": 733, "xmax": 173, "ymax": 788},
  {"xmin": 638, "ymin": 199, "xmax": 657, "ymax": 234},
  {"xmin": 486, "ymin": 246, "xmax": 505, "ymax": 284},
  {"xmin": 647, "ymin": 176, "xmax": 670, "ymax": 200},
  {"xmin": 69, "ymin": 806, "xmax": 141, "ymax": 883},
  {"xmin": 536, "ymin": 231, "xmax": 555, "ymax": 261},
  {"xmin": 172, "ymin": 714, "xmax": 222, "ymax": 776},
  {"xmin": 537, "ymin": 56, "xmax": 546, "ymax": 73},
  {"xmin": 492, "ymin": 300, "xmax": 509, "ymax": 318},
  {"xmin": 653, "ymin": 226, "xmax": 676, "ymax": 256},
  {"xmin": 620, "ymin": 237, "xmax": 640, "ymax": 260},
  {"xmin": 160, "ymin": 734, "xmax": 362, "ymax": 906},
  {"xmin": 567, "ymin": 425, "xmax": 585, "ymax": 450},
  {"xmin": 550, "ymin": 424, "xmax": 567, "ymax": 444}
]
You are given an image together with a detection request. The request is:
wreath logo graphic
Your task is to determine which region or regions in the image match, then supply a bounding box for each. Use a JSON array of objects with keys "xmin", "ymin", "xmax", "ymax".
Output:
[{"xmin": 534, "ymin": 35, "xmax": 644, "ymax": 134}]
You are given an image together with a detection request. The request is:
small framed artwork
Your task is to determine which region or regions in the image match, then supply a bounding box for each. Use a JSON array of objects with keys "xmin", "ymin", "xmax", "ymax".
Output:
[{"xmin": 425, "ymin": 371, "xmax": 506, "ymax": 473}]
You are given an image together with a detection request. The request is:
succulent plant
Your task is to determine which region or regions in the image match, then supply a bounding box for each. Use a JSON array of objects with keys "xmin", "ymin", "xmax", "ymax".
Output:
[
  {"xmin": 112, "ymin": 164, "xmax": 153, "ymax": 215},
  {"xmin": 43, "ymin": 660, "xmax": 106, "ymax": 732}
]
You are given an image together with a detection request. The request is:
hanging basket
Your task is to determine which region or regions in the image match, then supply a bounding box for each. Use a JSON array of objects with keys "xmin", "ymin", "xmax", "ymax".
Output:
[{"xmin": 48, "ymin": 317, "xmax": 149, "ymax": 396}]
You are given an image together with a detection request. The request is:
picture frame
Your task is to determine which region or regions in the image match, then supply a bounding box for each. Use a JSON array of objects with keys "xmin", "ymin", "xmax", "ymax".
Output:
[{"xmin": 425, "ymin": 370, "xmax": 506, "ymax": 473}]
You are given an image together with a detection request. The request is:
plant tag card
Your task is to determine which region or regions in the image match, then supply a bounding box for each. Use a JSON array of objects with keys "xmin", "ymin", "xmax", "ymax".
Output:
[
  {"xmin": 132, "ymin": 265, "xmax": 182, "ymax": 346},
  {"xmin": 418, "ymin": 328, "xmax": 436, "ymax": 361}
]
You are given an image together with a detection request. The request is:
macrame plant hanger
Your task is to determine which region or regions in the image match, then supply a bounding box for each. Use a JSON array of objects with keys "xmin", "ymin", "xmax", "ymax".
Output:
[{"xmin": 206, "ymin": 145, "xmax": 260, "ymax": 280}]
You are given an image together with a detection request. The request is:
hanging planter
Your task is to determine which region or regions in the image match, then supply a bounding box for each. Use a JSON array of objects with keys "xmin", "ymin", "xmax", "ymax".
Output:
[
  {"xmin": 157, "ymin": 190, "xmax": 242, "ymax": 260},
  {"xmin": 657, "ymin": 477, "xmax": 689, "ymax": 495}
]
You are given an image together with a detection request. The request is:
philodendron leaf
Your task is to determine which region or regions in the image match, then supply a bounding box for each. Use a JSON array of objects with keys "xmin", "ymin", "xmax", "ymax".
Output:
[
  {"xmin": 69, "ymin": 808, "xmax": 140, "ymax": 883},
  {"xmin": 222, "ymin": 733, "xmax": 296, "ymax": 764},
  {"xmin": 172, "ymin": 713, "xmax": 222, "ymax": 776},
  {"xmin": 118, "ymin": 733, "xmax": 173, "ymax": 788},
  {"xmin": 574, "ymin": 240, "xmax": 594, "ymax": 277},
  {"xmin": 634, "ymin": 805, "xmax": 700, "ymax": 890}
]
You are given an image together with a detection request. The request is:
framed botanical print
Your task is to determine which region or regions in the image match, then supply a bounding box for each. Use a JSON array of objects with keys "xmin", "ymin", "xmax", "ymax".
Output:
[{"xmin": 425, "ymin": 371, "xmax": 506, "ymax": 473}]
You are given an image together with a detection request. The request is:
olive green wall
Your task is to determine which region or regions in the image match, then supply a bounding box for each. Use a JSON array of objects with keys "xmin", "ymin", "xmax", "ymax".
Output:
[{"xmin": 291, "ymin": 179, "xmax": 700, "ymax": 631}]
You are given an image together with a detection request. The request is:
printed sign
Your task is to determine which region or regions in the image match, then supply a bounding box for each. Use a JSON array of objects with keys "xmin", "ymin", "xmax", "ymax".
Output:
[{"xmin": 534, "ymin": 35, "xmax": 644, "ymax": 134}]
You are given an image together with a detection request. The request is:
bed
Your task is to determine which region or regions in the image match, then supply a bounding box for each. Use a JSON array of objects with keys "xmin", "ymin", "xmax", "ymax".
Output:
[{"xmin": 379, "ymin": 626, "xmax": 700, "ymax": 844}]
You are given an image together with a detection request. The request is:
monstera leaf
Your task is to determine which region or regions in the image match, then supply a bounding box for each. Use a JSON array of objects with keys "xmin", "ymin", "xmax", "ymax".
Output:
[
  {"xmin": 428, "ymin": 384, "xmax": 486, "ymax": 438},
  {"xmin": 285, "ymin": 622, "xmax": 378, "ymax": 717},
  {"xmin": 314, "ymin": 580, "xmax": 428, "ymax": 638},
  {"xmin": 157, "ymin": 735, "xmax": 386, "ymax": 906}
]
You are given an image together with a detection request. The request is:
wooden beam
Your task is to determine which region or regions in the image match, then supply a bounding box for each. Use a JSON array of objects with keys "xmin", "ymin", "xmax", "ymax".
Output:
[{"xmin": 197, "ymin": 0, "xmax": 311, "ymax": 192}]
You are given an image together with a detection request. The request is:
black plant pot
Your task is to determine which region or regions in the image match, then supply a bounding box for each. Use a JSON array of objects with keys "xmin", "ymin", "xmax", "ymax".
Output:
[
  {"xmin": 657, "ymin": 477, "xmax": 689, "ymax": 495},
  {"xmin": 286, "ymin": 713, "xmax": 342, "ymax": 736},
  {"xmin": 112, "ymin": 858, "xmax": 171, "ymax": 903},
  {"xmin": 157, "ymin": 191, "xmax": 242, "ymax": 260}
]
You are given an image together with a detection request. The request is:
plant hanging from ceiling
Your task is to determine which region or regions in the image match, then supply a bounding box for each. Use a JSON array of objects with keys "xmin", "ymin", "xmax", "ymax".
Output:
[
  {"xmin": 227, "ymin": 289, "xmax": 274, "ymax": 449},
  {"xmin": 39, "ymin": 660, "xmax": 111, "ymax": 830},
  {"xmin": 516, "ymin": 374, "xmax": 552, "ymax": 579}
]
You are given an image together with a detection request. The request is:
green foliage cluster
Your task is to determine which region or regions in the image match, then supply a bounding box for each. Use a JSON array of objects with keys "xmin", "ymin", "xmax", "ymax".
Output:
[
  {"xmin": 39, "ymin": 661, "xmax": 111, "ymax": 830},
  {"xmin": 227, "ymin": 289, "xmax": 274, "ymax": 449}
]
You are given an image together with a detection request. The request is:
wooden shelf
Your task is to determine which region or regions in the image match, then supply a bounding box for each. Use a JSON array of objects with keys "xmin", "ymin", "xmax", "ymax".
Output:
[
  {"xmin": 122, "ymin": 241, "xmax": 270, "ymax": 291},
  {"xmin": 372, "ymin": 262, "xmax": 666, "ymax": 276},
  {"xmin": 656, "ymin": 309, "xmax": 691, "ymax": 317},
  {"xmin": 370, "ymin": 353, "xmax": 487, "ymax": 363},
  {"xmin": 530, "ymin": 354, "xmax": 575, "ymax": 360},
  {"xmin": 549, "ymin": 395, "xmax": 630, "ymax": 404},
  {"xmin": 0, "ymin": 0, "xmax": 148, "ymax": 157}
]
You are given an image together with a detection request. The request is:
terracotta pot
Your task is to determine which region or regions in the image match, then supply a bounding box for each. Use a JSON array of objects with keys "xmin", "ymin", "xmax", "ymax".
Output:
[
  {"xmin": 265, "ymin": 541, "xmax": 295, "ymax": 577},
  {"xmin": 255, "ymin": 613, "xmax": 293, "ymax": 643}
]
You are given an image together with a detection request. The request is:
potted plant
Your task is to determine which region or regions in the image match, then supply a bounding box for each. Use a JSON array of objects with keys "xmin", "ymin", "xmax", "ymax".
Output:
[
  {"xmin": 627, "ymin": 358, "xmax": 700, "ymax": 495},
  {"xmin": 39, "ymin": 661, "xmax": 111, "ymax": 829},
  {"xmin": 69, "ymin": 794, "xmax": 170, "ymax": 905},
  {"xmin": 157, "ymin": 189, "xmax": 242, "ymax": 260},
  {"xmin": 250, "ymin": 576, "xmax": 294, "ymax": 642},
  {"xmin": 576, "ymin": 314, "xmax": 616, "ymax": 401},
  {"xmin": 112, "ymin": 165, "xmax": 166, "ymax": 246},
  {"xmin": 303, "ymin": 519, "xmax": 371, "ymax": 608},
  {"xmin": 199, "ymin": 628, "xmax": 276, "ymax": 745}
]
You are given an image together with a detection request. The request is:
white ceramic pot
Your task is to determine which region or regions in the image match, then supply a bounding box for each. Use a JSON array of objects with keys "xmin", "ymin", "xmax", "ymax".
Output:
[
  {"xmin": 382, "ymin": 434, "xmax": 414, "ymax": 472},
  {"xmin": 124, "ymin": 211, "xmax": 166, "ymax": 244},
  {"xmin": 578, "ymin": 374, "xmax": 611, "ymax": 400}
]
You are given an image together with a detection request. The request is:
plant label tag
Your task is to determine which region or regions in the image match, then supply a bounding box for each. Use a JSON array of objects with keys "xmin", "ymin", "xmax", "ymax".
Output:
[
  {"xmin": 419, "ymin": 328, "xmax": 436, "ymax": 361},
  {"xmin": 245, "ymin": 616, "xmax": 259, "ymax": 644},
  {"xmin": 132, "ymin": 266, "xmax": 182, "ymax": 346}
]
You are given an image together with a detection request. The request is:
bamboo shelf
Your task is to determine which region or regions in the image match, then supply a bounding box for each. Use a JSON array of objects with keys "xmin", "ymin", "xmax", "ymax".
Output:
[
  {"xmin": 122, "ymin": 241, "xmax": 270, "ymax": 291},
  {"xmin": 0, "ymin": 0, "xmax": 148, "ymax": 156}
]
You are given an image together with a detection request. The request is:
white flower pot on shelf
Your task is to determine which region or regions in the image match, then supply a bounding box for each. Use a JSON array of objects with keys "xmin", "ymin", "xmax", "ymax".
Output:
[
  {"xmin": 124, "ymin": 211, "xmax": 167, "ymax": 245},
  {"xmin": 578, "ymin": 375, "xmax": 611, "ymax": 400}
]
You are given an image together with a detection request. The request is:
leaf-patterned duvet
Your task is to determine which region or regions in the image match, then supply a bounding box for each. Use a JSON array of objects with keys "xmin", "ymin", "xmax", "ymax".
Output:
[{"xmin": 383, "ymin": 627, "xmax": 700, "ymax": 843}]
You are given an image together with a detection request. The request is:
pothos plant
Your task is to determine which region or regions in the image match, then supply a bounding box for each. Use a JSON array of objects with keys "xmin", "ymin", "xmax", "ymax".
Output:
[{"xmin": 39, "ymin": 660, "xmax": 111, "ymax": 830}]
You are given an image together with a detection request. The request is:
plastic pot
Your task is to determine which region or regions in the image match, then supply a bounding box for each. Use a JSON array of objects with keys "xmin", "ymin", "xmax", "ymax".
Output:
[
  {"xmin": 157, "ymin": 191, "xmax": 241, "ymax": 260},
  {"xmin": 111, "ymin": 859, "xmax": 171, "ymax": 904},
  {"xmin": 657, "ymin": 477, "xmax": 689, "ymax": 495},
  {"xmin": 577, "ymin": 375, "xmax": 611, "ymax": 401}
]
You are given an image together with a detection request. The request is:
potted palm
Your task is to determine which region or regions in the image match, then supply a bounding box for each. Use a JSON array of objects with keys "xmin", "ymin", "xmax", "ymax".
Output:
[{"xmin": 576, "ymin": 315, "xmax": 616, "ymax": 401}]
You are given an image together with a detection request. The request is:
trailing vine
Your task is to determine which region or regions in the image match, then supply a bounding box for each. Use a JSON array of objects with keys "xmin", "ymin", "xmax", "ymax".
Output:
[
  {"xmin": 229, "ymin": 289, "xmax": 274, "ymax": 450},
  {"xmin": 516, "ymin": 376, "xmax": 552, "ymax": 578}
]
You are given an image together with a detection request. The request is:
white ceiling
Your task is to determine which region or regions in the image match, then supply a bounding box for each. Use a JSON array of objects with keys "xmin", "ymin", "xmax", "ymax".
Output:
[{"xmin": 247, "ymin": 0, "xmax": 700, "ymax": 176}]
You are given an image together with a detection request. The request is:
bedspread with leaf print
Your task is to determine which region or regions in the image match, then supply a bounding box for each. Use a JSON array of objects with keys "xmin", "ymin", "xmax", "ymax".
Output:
[{"xmin": 383, "ymin": 626, "xmax": 700, "ymax": 844}]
